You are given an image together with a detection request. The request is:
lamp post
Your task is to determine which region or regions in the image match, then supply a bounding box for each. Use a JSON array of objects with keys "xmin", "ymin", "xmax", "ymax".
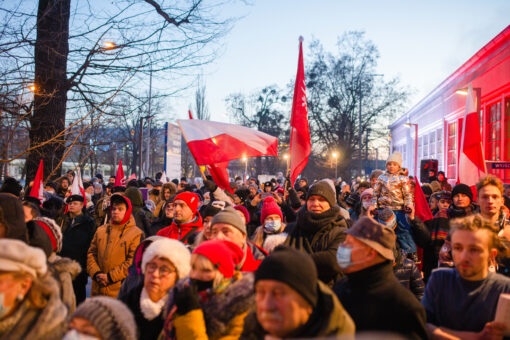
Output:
[
  {"xmin": 332, "ymin": 152, "xmax": 338, "ymax": 179},
  {"xmin": 404, "ymin": 123, "xmax": 419, "ymax": 178},
  {"xmin": 283, "ymin": 154, "xmax": 289, "ymax": 173},
  {"xmin": 242, "ymin": 156, "xmax": 248, "ymax": 182}
]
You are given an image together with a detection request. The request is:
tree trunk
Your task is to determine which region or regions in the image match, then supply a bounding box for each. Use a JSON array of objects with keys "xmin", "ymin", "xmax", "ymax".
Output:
[{"xmin": 26, "ymin": 0, "xmax": 70, "ymax": 182}]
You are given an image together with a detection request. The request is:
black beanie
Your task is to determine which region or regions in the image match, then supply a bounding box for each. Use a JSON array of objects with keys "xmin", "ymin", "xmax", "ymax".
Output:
[
  {"xmin": 255, "ymin": 247, "xmax": 318, "ymax": 307},
  {"xmin": 452, "ymin": 184, "xmax": 473, "ymax": 202},
  {"xmin": 306, "ymin": 180, "xmax": 336, "ymax": 208},
  {"xmin": 0, "ymin": 177, "xmax": 22, "ymax": 197}
]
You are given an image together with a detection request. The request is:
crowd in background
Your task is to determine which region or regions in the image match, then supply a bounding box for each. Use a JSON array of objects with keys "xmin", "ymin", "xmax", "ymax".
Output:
[{"xmin": 0, "ymin": 150, "xmax": 510, "ymax": 339}]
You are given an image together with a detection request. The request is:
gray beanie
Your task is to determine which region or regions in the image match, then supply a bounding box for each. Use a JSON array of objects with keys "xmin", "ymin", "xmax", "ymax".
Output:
[
  {"xmin": 306, "ymin": 179, "xmax": 336, "ymax": 208},
  {"xmin": 72, "ymin": 297, "xmax": 137, "ymax": 340},
  {"xmin": 211, "ymin": 206, "xmax": 246, "ymax": 235}
]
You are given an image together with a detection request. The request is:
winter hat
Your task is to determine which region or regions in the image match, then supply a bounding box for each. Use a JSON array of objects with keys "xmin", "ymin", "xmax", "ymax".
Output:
[
  {"xmin": 452, "ymin": 183, "xmax": 473, "ymax": 202},
  {"xmin": 211, "ymin": 206, "xmax": 246, "ymax": 235},
  {"xmin": 421, "ymin": 184, "xmax": 433, "ymax": 197},
  {"xmin": 141, "ymin": 238, "xmax": 191, "ymax": 279},
  {"xmin": 234, "ymin": 205, "xmax": 250, "ymax": 223},
  {"xmin": 430, "ymin": 181, "xmax": 442, "ymax": 194},
  {"xmin": 33, "ymin": 216, "xmax": 63, "ymax": 253},
  {"xmin": 173, "ymin": 191, "xmax": 199, "ymax": 214},
  {"xmin": 0, "ymin": 193, "xmax": 27, "ymax": 241},
  {"xmin": 200, "ymin": 204, "xmax": 222, "ymax": 219},
  {"xmin": 386, "ymin": 151, "xmax": 403, "ymax": 167},
  {"xmin": 66, "ymin": 194, "xmax": 84, "ymax": 203},
  {"xmin": 377, "ymin": 208, "xmax": 397, "ymax": 230},
  {"xmin": 0, "ymin": 177, "xmax": 22, "ymax": 197},
  {"xmin": 0, "ymin": 239, "xmax": 47, "ymax": 277},
  {"xmin": 306, "ymin": 179, "xmax": 336, "ymax": 208},
  {"xmin": 234, "ymin": 188, "xmax": 250, "ymax": 203},
  {"xmin": 192, "ymin": 240, "xmax": 244, "ymax": 278},
  {"xmin": 347, "ymin": 217, "xmax": 396, "ymax": 261},
  {"xmin": 255, "ymin": 247, "xmax": 318, "ymax": 307},
  {"xmin": 72, "ymin": 296, "xmax": 137, "ymax": 340},
  {"xmin": 370, "ymin": 169, "xmax": 384, "ymax": 181},
  {"xmin": 110, "ymin": 194, "xmax": 132, "ymax": 225},
  {"xmin": 434, "ymin": 190, "xmax": 452, "ymax": 202},
  {"xmin": 360, "ymin": 188, "xmax": 374, "ymax": 201},
  {"xmin": 260, "ymin": 197, "xmax": 283, "ymax": 224}
]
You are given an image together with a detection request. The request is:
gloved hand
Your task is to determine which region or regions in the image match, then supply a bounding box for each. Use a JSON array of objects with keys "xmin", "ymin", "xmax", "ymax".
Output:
[
  {"xmin": 204, "ymin": 179, "xmax": 217, "ymax": 193},
  {"xmin": 174, "ymin": 282, "xmax": 200, "ymax": 315}
]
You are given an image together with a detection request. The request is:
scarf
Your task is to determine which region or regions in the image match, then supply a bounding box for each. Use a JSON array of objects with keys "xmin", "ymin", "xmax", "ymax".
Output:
[
  {"xmin": 140, "ymin": 287, "xmax": 167, "ymax": 321},
  {"xmin": 447, "ymin": 203, "xmax": 477, "ymax": 219},
  {"xmin": 296, "ymin": 205, "xmax": 342, "ymax": 235}
]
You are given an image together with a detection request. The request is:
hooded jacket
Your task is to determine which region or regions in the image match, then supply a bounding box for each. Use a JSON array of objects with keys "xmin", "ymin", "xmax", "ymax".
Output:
[
  {"xmin": 87, "ymin": 194, "xmax": 143, "ymax": 297},
  {"xmin": 284, "ymin": 205, "xmax": 348, "ymax": 286},
  {"xmin": 241, "ymin": 281, "xmax": 355, "ymax": 339},
  {"xmin": 125, "ymin": 187, "xmax": 154, "ymax": 236}
]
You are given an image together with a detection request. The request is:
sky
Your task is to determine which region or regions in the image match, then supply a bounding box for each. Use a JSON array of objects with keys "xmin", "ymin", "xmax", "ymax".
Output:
[{"xmin": 162, "ymin": 0, "xmax": 509, "ymax": 124}]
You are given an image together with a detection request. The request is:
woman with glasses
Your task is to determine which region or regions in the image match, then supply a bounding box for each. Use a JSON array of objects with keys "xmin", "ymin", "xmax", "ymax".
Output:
[{"xmin": 119, "ymin": 238, "xmax": 191, "ymax": 340}]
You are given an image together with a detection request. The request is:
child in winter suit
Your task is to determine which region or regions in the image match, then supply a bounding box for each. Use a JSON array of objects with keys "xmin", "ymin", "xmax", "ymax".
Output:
[{"xmin": 373, "ymin": 151, "xmax": 417, "ymax": 259}]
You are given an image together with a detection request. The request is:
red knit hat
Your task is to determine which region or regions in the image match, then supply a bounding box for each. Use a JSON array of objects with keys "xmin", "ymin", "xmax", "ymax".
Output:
[
  {"xmin": 260, "ymin": 196, "xmax": 283, "ymax": 224},
  {"xmin": 173, "ymin": 191, "xmax": 199, "ymax": 214},
  {"xmin": 192, "ymin": 240, "xmax": 244, "ymax": 278}
]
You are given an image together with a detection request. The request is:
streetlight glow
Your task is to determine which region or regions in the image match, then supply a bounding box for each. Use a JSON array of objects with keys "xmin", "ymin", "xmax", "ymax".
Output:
[
  {"xmin": 28, "ymin": 85, "xmax": 36, "ymax": 92},
  {"xmin": 283, "ymin": 154, "xmax": 289, "ymax": 160},
  {"xmin": 103, "ymin": 41, "xmax": 117, "ymax": 49},
  {"xmin": 455, "ymin": 88, "xmax": 468, "ymax": 95},
  {"xmin": 332, "ymin": 152, "xmax": 338, "ymax": 158}
]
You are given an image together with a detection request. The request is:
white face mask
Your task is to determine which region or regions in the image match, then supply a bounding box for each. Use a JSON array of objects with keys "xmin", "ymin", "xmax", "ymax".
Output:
[
  {"xmin": 62, "ymin": 329, "xmax": 99, "ymax": 340},
  {"xmin": 263, "ymin": 220, "xmax": 282, "ymax": 234},
  {"xmin": 362, "ymin": 201, "xmax": 373, "ymax": 210}
]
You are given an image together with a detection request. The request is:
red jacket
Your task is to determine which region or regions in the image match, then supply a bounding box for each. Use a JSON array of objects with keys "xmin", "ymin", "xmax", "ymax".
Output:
[
  {"xmin": 156, "ymin": 214, "xmax": 203, "ymax": 244},
  {"xmin": 241, "ymin": 241, "xmax": 268, "ymax": 272}
]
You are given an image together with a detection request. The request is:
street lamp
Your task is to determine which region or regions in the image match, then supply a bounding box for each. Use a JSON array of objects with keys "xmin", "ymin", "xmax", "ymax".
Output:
[
  {"xmin": 404, "ymin": 122, "xmax": 419, "ymax": 178},
  {"xmin": 242, "ymin": 156, "xmax": 248, "ymax": 181},
  {"xmin": 332, "ymin": 152, "xmax": 338, "ymax": 179},
  {"xmin": 283, "ymin": 154, "xmax": 289, "ymax": 172}
]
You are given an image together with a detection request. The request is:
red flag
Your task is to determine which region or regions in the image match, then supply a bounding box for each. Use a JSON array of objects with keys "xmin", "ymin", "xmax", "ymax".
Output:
[
  {"xmin": 414, "ymin": 178, "xmax": 433, "ymax": 222},
  {"xmin": 207, "ymin": 161, "xmax": 233, "ymax": 194},
  {"xmin": 114, "ymin": 160, "xmax": 126, "ymax": 187},
  {"xmin": 29, "ymin": 159, "xmax": 44, "ymax": 202},
  {"xmin": 458, "ymin": 84, "xmax": 486, "ymax": 186},
  {"xmin": 289, "ymin": 36, "xmax": 311, "ymax": 186},
  {"xmin": 177, "ymin": 119, "xmax": 278, "ymax": 165},
  {"xmin": 127, "ymin": 173, "xmax": 137, "ymax": 182},
  {"xmin": 188, "ymin": 109, "xmax": 193, "ymax": 120}
]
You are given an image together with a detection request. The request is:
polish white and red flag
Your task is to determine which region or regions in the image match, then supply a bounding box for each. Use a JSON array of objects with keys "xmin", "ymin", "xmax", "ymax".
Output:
[
  {"xmin": 177, "ymin": 119, "xmax": 278, "ymax": 165},
  {"xmin": 114, "ymin": 160, "xmax": 126, "ymax": 187},
  {"xmin": 458, "ymin": 84, "xmax": 486, "ymax": 186},
  {"xmin": 289, "ymin": 36, "xmax": 311, "ymax": 186},
  {"xmin": 70, "ymin": 168, "xmax": 86, "ymax": 205},
  {"xmin": 29, "ymin": 159, "xmax": 44, "ymax": 203}
]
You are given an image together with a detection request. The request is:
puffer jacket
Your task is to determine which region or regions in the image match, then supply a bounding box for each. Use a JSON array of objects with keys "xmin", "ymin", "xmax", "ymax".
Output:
[
  {"xmin": 393, "ymin": 252, "xmax": 425, "ymax": 300},
  {"xmin": 372, "ymin": 171, "xmax": 413, "ymax": 210},
  {"xmin": 161, "ymin": 273, "xmax": 255, "ymax": 340},
  {"xmin": 284, "ymin": 205, "xmax": 348, "ymax": 286},
  {"xmin": 87, "ymin": 195, "xmax": 143, "ymax": 298},
  {"xmin": 241, "ymin": 281, "xmax": 355, "ymax": 339}
]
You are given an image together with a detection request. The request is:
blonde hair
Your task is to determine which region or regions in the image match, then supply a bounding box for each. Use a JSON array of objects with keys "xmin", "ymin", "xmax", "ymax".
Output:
[
  {"xmin": 449, "ymin": 214, "xmax": 502, "ymax": 252},
  {"xmin": 476, "ymin": 175, "xmax": 504, "ymax": 195},
  {"xmin": 190, "ymin": 253, "xmax": 225, "ymax": 289}
]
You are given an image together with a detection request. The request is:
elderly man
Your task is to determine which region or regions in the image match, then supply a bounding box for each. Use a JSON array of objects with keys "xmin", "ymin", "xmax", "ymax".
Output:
[
  {"xmin": 156, "ymin": 191, "xmax": 203, "ymax": 244},
  {"xmin": 334, "ymin": 217, "xmax": 428, "ymax": 340},
  {"xmin": 285, "ymin": 179, "xmax": 348, "ymax": 286},
  {"xmin": 241, "ymin": 247, "xmax": 355, "ymax": 339},
  {"xmin": 422, "ymin": 214, "xmax": 510, "ymax": 339},
  {"xmin": 209, "ymin": 206, "xmax": 266, "ymax": 271}
]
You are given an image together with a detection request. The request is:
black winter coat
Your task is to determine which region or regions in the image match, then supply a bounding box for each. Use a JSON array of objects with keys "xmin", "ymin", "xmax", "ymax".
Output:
[
  {"xmin": 119, "ymin": 283, "xmax": 165, "ymax": 340},
  {"xmin": 284, "ymin": 205, "xmax": 348, "ymax": 286},
  {"xmin": 334, "ymin": 261, "xmax": 428, "ymax": 340},
  {"xmin": 393, "ymin": 254, "xmax": 425, "ymax": 300}
]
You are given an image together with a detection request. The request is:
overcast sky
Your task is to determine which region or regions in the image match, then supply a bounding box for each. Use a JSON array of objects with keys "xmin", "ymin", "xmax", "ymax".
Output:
[{"xmin": 161, "ymin": 0, "xmax": 509, "ymax": 124}]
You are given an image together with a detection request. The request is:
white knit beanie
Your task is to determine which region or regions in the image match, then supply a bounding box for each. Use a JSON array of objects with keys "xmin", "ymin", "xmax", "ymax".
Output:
[
  {"xmin": 386, "ymin": 151, "xmax": 403, "ymax": 167},
  {"xmin": 141, "ymin": 238, "xmax": 191, "ymax": 279},
  {"xmin": 0, "ymin": 239, "xmax": 47, "ymax": 277}
]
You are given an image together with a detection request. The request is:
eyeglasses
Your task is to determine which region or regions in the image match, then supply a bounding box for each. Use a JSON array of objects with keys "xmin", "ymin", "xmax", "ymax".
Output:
[{"xmin": 146, "ymin": 263, "xmax": 176, "ymax": 277}]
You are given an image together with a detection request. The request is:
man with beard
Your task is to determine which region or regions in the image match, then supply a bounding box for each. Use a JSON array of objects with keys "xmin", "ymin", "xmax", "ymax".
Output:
[{"xmin": 284, "ymin": 179, "xmax": 348, "ymax": 286}]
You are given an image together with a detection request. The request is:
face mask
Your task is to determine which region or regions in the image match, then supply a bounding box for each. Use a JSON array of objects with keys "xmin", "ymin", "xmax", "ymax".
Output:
[
  {"xmin": 336, "ymin": 246, "xmax": 353, "ymax": 269},
  {"xmin": 0, "ymin": 293, "xmax": 12, "ymax": 318},
  {"xmin": 62, "ymin": 329, "xmax": 100, "ymax": 340},
  {"xmin": 263, "ymin": 220, "xmax": 282, "ymax": 234},
  {"xmin": 190, "ymin": 278, "xmax": 214, "ymax": 292},
  {"xmin": 362, "ymin": 201, "xmax": 373, "ymax": 210}
]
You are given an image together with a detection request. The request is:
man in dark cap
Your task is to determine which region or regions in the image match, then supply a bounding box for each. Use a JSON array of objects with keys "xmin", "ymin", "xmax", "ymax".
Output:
[
  {"xmin": 285, "ymin": 179, "xmax": 348, "ymax": 286},
  {"xmin": 448, "ymin": 183, "xmax": 478, "ymax": 218},
  {"xmin": 333, "ymin": 216, "xmax": 427, "ymax": 340},
  {"xmin": 59, "ymin": 194, "xmax": 96, "ymax": 304},
  {"xmin": 242, "ymin": 247, "xmax": 354, "ymax": 339}
]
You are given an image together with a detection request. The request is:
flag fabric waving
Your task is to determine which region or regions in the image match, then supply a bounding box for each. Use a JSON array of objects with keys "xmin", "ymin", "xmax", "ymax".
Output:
[
  {"xmin": 160, "ymin": 171, "xmax": 168, "ymax": 184},
  {"xmin": 207, "ymin": 161, "xmax": 233, "ymax": 194},
  {"xmin": 414, "ymin": 178, "xmax": 433, "ymax": 222},
  {"xmin": 114, "ymin": 160, "xmax": 126, "ymax": 187},
  {"xmin": 70, "ymin": 168, "xmax": 86, "ymax": 205},
  {"xmin": 289, "ymin": 36, "xmax": 311, "ymax": 186},
  {"xmin": 29, "ymin": 159, "xmax": 44, "ymax": 202},
  {"xmin": 188, "ymin": 109, "xmax": 193, "ymax": 120},
  {"xmin": 458, "ymin": 84, "xmax": 486, "ymax": 186},
  {"xmin": 177, "ymin": 119, "xmax": 278, "ymax": 165}
]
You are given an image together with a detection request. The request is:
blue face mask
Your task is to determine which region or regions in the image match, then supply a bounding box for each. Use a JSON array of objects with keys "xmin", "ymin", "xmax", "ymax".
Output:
[
  {"xmin": 0, "ymin": 292, "xmax": 11, "ymax": 319},
  {"xmin": 263, "ymin": 220, "xmax": 282, "ymax": 234},
  {"xmin": 336, "ymin": 246, "xmax": 353, "ymax": 269}
]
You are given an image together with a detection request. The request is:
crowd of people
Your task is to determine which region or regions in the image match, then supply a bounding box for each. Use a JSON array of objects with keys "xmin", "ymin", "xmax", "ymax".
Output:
[{"xmin": 0, "ymin": 150, "xmax": 509, "ymax": 339}]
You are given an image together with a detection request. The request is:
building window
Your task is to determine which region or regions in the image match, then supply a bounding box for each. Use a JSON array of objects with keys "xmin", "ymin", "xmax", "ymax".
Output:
[
  {"xmin": 504, "ymin": 98, "xmax": 510, "ymax": 181},
  {"xmin": 436, "ymin": 128, "xmax": 443, "ymax": 171},
  {"xmin": 429, "ymin": 131, "xmax": 435, "ymax": 160},
  {"xmin": 447, "ymin": 122, "xmax": 457, "ymax": 180},
  {"xmin": 487, "ymin": 101, "xmax": 502, "ymax": 178},
  {"xmin": 422, "ymin": 134, "xmax": 429, "ymax": 159}
]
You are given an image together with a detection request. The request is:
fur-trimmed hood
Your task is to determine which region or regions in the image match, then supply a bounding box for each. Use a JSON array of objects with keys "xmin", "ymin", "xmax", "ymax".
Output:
[
  {"xmin": 48, "ymin": 253, "xmax": 81, "ymax": 313},
  {"xmin": 165, "ymin": 272, "xmax": 255, "ymax": 339}
]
